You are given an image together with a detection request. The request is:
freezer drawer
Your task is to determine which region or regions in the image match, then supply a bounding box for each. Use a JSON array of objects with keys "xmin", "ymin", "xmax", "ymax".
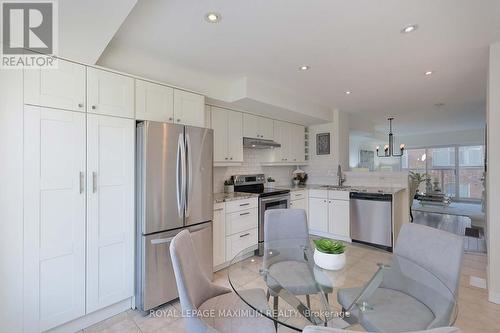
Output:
[
  {"xmin": 136, "ymin": 222, "xmax": 213, "ymax": 311},
  {"xmin": 350, "ymin": 195, "xmax": 392, "ymax": 248}
]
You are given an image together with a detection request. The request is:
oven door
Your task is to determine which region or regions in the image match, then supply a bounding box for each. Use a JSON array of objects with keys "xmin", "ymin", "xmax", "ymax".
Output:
[{"xmin": 258, "ymin": 194, "xmax": 290, "ymax": 244}]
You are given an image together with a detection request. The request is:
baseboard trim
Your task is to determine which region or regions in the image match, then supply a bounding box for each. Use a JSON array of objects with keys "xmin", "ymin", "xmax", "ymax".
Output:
[
  {"xmin": 309, "ymin": 230, "xmax": 352, "ymax": 243},
  {"xmin": 488, "ymin": 291, "xmax": 500, "ymax": 304},
  {"xmin": 44, "ymin": 298, "xmax": 133, "ymax": 333}
]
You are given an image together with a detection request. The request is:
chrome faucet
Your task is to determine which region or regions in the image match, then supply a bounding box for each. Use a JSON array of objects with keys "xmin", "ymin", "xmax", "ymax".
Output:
[{"xmin": 337, "ymin": 164, "xmax": 346, "ymax": 187}]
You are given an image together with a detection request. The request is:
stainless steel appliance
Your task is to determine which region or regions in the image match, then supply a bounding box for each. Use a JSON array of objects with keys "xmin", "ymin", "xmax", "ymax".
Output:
[
  {"xmin": 350, "ymin": 192, "xmax": 393, "ymax": 251},
  {"xmin": 233, "ymin": 174, "xmax": 290, "ymax": 255},
  {"xmin": 136, "ymin": 121, "xmax": 213, "ymax": 311}
]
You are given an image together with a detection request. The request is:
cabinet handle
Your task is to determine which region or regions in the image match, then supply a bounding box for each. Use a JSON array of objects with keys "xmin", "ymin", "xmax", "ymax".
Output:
[
  {"xmin": 324, "ymin": 200, "xmax": 327, "ymax": 203},
  {"xmin": 177, "ymin": 118, "xmax": 181, "ymax": 122},
  {"xmin": 92, "ymin": 172, "xmax": 97, "ymax": 193},
  {"xmin": 239, "ymin": 212, "xmax": 250, "ymax": 216},
  {"xmin": 91, "ymin": 105, "xmax": 97, "ymax": 110},
  {"xmin": 79, "ymin": 172, "xmax": 84, "ymax": 194},
  {"xmin": 329, "ymin": 201, "xmax": 331, "ymax": 203},
  {"xmin": 169, "ymin": 117, "xmax": 173, "ymax": 121},
  {"xmin": 239, "ymin": 233, "xmax": 250, "ymax": 238},
  {"xmin": 78, "ymin": 103, "xmax": 84, "ymax": 108},
  {"xmin": 230, "ymin": 157, "xmax": 233, "ymax": 160},
  {"xmin": 225, "ymin": 157, "xmax": 228, "ymax": 160},
  {"xmin": 239, "ymin": 203, "xmax": 250, "ymax": 207}
]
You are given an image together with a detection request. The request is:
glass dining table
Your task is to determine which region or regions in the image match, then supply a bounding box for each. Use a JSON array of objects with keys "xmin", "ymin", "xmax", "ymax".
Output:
[{"xmin": 227, "ymin": 239, "xmax": 457, "ymax": 332}]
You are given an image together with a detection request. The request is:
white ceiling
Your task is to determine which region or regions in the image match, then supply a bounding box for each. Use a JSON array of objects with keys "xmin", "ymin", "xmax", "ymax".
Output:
[{"xmin": 98, "ymin": 0, "xmax": 500, "ymax": 134}]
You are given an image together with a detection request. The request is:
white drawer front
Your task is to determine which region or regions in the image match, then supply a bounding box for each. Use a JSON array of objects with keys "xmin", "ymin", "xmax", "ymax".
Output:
[
  {"xmin": 226, "ymin": 208, "xmax": 258, "ymax": 236},
  {"xmin": 309, "ymin": 189, "xmax": 328, "ymax": 198},
  {"xmin": 291, "ymin": 190, "xmax": 307, "ymax": 200},
  {"xmin": 226, "ymin": 228, "xmax": 258, "ymax": 261},
  {"xmin": 328, "ymin": 190, "xmax": 350, "ymax": 200},
  {"xmin": 225, "ymin": 198, "xmax": 258, "ymax": 213}
]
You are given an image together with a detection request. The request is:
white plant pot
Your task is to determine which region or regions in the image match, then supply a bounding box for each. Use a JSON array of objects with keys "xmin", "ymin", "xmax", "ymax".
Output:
[
  {"xmin": 267, "ymin": 181, "xmax": 275, "ymax": 188},
  {"xmin": 224, "ymin": 185, "xmax": 234, "ymax": 193},
  {"xmin": 313, "ymin": 249, "xmax": 346, "ymax": 271}
]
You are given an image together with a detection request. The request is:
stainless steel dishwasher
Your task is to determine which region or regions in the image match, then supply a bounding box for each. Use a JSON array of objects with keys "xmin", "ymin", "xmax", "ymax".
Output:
[{"xmin": 350, "ymin": 192, "xmax": 393, "ymax": 251}]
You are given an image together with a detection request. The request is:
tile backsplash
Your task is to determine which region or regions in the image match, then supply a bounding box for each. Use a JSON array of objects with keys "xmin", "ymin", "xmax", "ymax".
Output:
[{"xmin": 213, "ymin": 149, "xmax": 296, "ymax": 193}]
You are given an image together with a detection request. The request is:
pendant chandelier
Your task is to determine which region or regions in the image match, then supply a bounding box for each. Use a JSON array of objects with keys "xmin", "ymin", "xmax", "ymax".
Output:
[{"xmin": 376, "ymin": 117, "xmax": 405, "ymax": 157}]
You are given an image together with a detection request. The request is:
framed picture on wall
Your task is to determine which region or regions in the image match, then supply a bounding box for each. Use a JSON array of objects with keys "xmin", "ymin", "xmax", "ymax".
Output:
[{"xmin": 316, "ymin": 133, "xmax": 330, "ymax": 155}]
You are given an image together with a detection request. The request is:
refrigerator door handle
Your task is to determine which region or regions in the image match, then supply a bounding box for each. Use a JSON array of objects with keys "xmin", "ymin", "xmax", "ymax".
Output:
[
  {"xmin": 150, "ymin": 237, "xmax": 174, "ymax": 245},
  {"xmin": 185, "ymin": 133, "xmax": 193, "ymax": 218},
  {"xmin": 177, "ymin": 133, "xmax": 186, "ymax": 218}
]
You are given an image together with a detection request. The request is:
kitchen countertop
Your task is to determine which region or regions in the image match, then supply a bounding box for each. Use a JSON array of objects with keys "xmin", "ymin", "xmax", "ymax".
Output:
[
  {"xmin": 213, "ymin": 185, "xmax": 405, "ymax": 203},
  {"xmin": 213, "ymin": 192, "xmax": 259, "ymax": 203}
]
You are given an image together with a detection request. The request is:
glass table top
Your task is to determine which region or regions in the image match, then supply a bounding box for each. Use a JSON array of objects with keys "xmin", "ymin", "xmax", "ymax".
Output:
[{"xmin": 227, "ymin": 239, "xmax": 457, "ymax": 332}]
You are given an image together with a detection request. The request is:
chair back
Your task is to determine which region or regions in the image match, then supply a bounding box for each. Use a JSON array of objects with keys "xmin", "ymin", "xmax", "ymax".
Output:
[
  {"xmin": 170, "ymin": 230, "xmax": 227, "ymax": 333},
  {"xmin": 395, "ymin": 223, "xmax": 464, "ymax": 295},
  {"xmin": 264, "ymin": 208, "xmax": 309, "ymax": 245}
]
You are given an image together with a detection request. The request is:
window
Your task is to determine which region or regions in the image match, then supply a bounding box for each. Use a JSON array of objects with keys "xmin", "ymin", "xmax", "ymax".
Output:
[{"xmin": 402, "ymin": 145, "xmax": 485, "ymax": 201}]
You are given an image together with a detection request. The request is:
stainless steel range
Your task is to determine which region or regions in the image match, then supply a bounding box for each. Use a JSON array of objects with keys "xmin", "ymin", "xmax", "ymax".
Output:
[{"xmin": 233, "ymin": 174, "xmax": 290, "ymax": 255}]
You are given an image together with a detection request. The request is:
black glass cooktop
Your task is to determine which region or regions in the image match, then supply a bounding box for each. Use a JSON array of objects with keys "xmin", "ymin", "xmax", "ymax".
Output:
[{"xmin": 234, "ymin": 184, "xmax": 290, "ymax": 197}]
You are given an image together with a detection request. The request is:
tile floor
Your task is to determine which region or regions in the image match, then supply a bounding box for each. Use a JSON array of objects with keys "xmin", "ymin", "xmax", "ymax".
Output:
[{"xmin": 82, "ymin": 242, "xmax": 499, "ymax": 333}]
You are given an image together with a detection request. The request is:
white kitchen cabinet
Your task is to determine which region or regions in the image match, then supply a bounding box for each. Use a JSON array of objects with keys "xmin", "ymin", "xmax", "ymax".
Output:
[
  {"xmin": 290, "ymin": 124, "xmax": 305, "ymax": 163},
  {"xmin": 328, "ymin": 199, "xmax": 350, "ymax": 239},
  {"xmin": 308, "ymin": 197, "xmax": 329, "ymax": 233},
  {"xmin": 290, "ymin": 197, "xmax": 307, "ymax": 211},
  {"xmin": 86, "ymin": 114, "xmax": 135, "ymax": 313},
  {"xmin": 87, "ymin": 68, "xmax": 134, "ymax": 118},
  {"xmin": 24, "ymin": 59, "xmax": 86, "ymax": 112},
  {"xmin": 243, "ymin": 113, "xmax": 274, "ymax": 140},
  {"xmin": 226, "ymin": 228, "xmax": 258, "ymax": 262},
  {"xmin": 23, "ymin": 106, "xmax": 86, "ymax": 331},
  {"xmin": 211, "ymin": 106, "xmax": 243, "ymax": 163},
  {"xmin": 173, "ymin": 89, "xmax": 205, "ymax": 127},
  {"xmin": 213, "ymin": 203, "xmax": 226, "ymax": 269},
  {"xmin": 290, "ymin": 190, "xmax": 308, "ymax": 216},
  {"xmin": 135, "ymin": 79, "xmax": 174, "ymax": 122}
]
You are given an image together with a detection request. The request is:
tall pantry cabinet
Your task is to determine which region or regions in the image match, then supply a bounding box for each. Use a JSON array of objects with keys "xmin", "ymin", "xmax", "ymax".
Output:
[{"xmin": 23, "ymin": 61, "xmax": 135, "ymax": 332}]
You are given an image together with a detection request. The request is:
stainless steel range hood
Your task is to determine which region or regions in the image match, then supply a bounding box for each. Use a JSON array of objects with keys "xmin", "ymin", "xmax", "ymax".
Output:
[{"xmin": 243, "ymin": 137, "xmax": 281, "ymax": 149}]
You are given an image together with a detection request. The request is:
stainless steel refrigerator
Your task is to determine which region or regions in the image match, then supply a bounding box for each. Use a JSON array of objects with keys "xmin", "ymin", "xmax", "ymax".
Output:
[{"xmin": 136, "ymin": 121, "xmax": 213, "ymax": 311}]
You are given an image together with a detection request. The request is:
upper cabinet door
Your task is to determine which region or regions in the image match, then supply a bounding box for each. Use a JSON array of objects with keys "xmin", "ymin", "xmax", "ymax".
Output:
[
  {"xmin": 290, "ymin": 124, "xmax": 305, "ymax": 163},
  {"xmin": 226, "ymin": 110, "xmax": 243, "ymax": 162},
  {"xmin": 135, "ymin": 80, "xmax": 174, "ymax": 122},
  {"xmin": 243, "ymin": 113, "xmax": 259, "ymax": 138},
  {"xmin": 211, "ymin": 106, "xmax": 228, "ymax": 162},
  {"xmin": 173, "ymin": 89, "xmax": 205, "ymax": 127},
  {"xmin": 24, "ymin": 59, "xmax": 86, "ymax": 112},
  {"xmin": 274, "ymin": 120, "xmax": 291, "ymax": 161},
  {"xmin": 87, "ymin": 68, "xmax": 134, "ymax": 118},
  {"xmin": 86, "ymin": 114, "xmax": 135, "ymax": 313},
  {"xmin": 259, "ymin": 117, "xmax": 274, "ymax": 140},
  {"xmin": 23, "ymin": 106, "xmax": 86, "ymax": 332}
]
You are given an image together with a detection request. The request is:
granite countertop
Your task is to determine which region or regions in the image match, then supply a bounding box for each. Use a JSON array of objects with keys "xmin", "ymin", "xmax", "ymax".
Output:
[
  {"xmin": 213, "ymin": 192, "xmax": 259, "ymax": 203},
  {"xmin": 271, "ymin": 184, "xmax": 405, "ymax": 195}
]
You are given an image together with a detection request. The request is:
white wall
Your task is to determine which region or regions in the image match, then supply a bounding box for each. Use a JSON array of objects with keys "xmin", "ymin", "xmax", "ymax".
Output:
[
  {"xmin": 487, "ymin": 41, "xmax": 500, "ymax": 304},
  {"xmin": 213, "ymin": 149, "xmax": 295, "ymax": 193},
  {"xmin": 398, "ymin": 128, "xmax": 485, "ymax": 148},
  {"xmin": 0, "ymin": 70, "xmax": 24, "ymax": 332}
]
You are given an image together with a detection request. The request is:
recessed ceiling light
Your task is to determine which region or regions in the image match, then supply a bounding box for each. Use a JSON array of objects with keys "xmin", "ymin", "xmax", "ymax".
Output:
[
  {"xmin": 205, "ymin": 12, "xmax": 221, "ymax": 23},
  {"xmin": 345, "ymin": 91, "xmax": 352, "ymax": 95},
  {"xmin": 401, "ymin": 24, "xmax": 418, "ymax": 33},
  {"xmin": 425, "ymin": 70, "xmax": 434, "ymax": 76},
  {"xmin": 299, "ymin": 65, "xmax": 310, "ymax": 71}
]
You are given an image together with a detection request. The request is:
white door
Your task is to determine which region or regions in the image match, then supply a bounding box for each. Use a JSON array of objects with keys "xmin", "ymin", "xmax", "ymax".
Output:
[
  {"xmin": 227, "ymin": 110, "xmax": 243, "ymax": 162},
  {"xmin": 211, "ymin": 107, "xmax": 228, "ymax": 162},
  {"xmin": 328, "ymin": 200, "xmax": 350, "ymax": 238},
  {"xmin": 24, "ymin": 59, "xmax": 86, "ymax": 112},
  {"xmin": 86, "ymin": 114, "xmax": 135, "ymax": 313},
  {"xmin": 259, "ymin": 117, "xmax": 274, "ymax": 140},
  {"xmin": 213, "ymin": 204, "xmax": 226, "ymax": 268},
  {"xmin": 290, "ymin": 124, "xmax": 305, "ymax": 163},
  {"xmin": 173, "ymin": 89, "xmax": 205, "ymax": 127},
  {"xmin": 243, "ymin": 113, "xmax": 259, "ymax": 138},
  {"xmin": 308, "ymin": 197, "xmax": 328, "ymax": 232},
  {"xmin": 135, "ymin": 79, "xmax": 174, "ymax": 122},
  {"xmin": 23, "ymin": 106, "xmax": 86, "ymax": 332},
  {"xmin": 87, "ymin": 68, "xmax": 134, "ymax": 118}
]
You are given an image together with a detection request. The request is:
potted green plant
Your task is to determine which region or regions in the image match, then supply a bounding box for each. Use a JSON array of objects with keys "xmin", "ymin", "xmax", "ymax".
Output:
[
  {"xmin": 267, "ymin": 177, "xmax": 276, "ymax": 188},
  {"xmin": 313, "ymin": 238, "xmax": 346, "ymax": 270},
  {"xmin": 224, "ymin": 178, "xmax": 234, "ymax": 193}
]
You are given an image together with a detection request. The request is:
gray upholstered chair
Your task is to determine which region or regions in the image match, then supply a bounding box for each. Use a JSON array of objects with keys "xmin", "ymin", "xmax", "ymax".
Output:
[
  {"xmin": 170, "ymin": 230, "xmax": 275, "ymax": 333},
  {"xmin": 263, "ymin": 209, "xmax": 329, "ymax": 318},
  {"xmin": 302, "ymin": 325, "xmax": 463, "ymax": 333},
  {"xmin": 337, "ymin": 223, "xmax": 464, "ymax": 333}
]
